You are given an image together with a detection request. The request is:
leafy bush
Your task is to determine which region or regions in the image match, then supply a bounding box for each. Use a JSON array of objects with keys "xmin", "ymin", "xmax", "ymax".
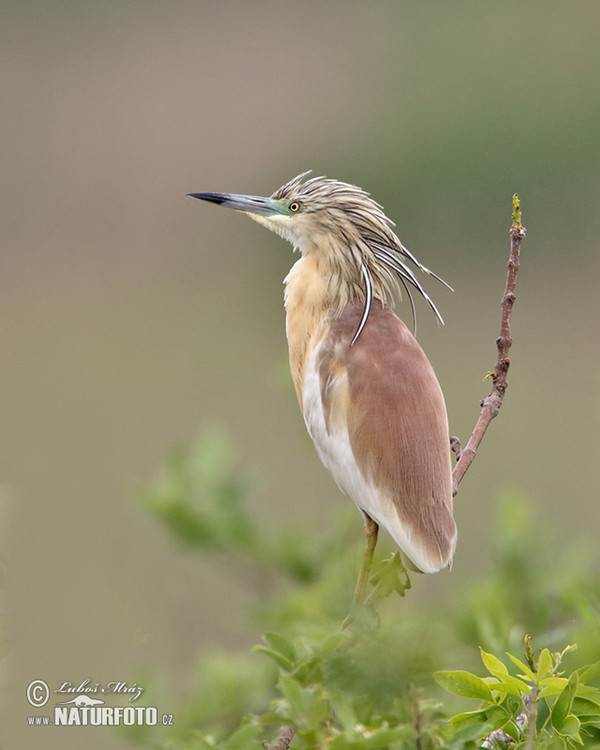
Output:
[
  {"xmin": 140, "ymin": 430, "xmax": 600, "ymax": 749},
  {"xmin": 436, "ymin": 641, "xmax": 600, "ymax": 748}
]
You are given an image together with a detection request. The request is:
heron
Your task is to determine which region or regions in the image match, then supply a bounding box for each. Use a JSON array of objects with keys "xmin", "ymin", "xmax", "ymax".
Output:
[{"xmin": 188, "ymin": 172, "xmax": 457, "ymax": 603}]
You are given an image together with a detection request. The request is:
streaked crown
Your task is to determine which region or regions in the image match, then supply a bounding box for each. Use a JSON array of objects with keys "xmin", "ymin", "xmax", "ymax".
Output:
[{"xmin": 268, "ymin": 172, "xmax": 451, "ymax": 333}]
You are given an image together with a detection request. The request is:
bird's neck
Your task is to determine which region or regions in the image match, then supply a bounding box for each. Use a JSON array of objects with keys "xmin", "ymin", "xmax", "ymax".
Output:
[
  {"xmin": 284, "ymin": 253, "xmax": 372, "ymax": 406},
  {"xmin": 284, "ymin": 255, "xmax": 330, "ymax": 405}
]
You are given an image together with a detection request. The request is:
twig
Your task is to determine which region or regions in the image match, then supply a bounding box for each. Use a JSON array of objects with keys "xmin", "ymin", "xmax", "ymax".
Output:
[
  {"xmin": 264, "ymin": 725, "xmax": 295, "ymax": 750},
  {"xmin": 452, "ymin": 195, "xmax": 526, "ymax": 495},
  {"xmin": 523, "ymin": 686, "xmax": 538, "ymax": 749}
]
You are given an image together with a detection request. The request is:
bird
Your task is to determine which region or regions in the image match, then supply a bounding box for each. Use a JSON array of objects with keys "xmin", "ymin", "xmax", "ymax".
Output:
[{"xmin": 188, "ymin": 172, "xmax": 457, "ymax": 602}]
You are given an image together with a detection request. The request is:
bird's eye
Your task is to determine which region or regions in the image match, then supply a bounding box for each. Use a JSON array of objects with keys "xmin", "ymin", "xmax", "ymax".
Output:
[{"xmin": 288, "ymin": 201, "xmax": 302, "ymax": 213}]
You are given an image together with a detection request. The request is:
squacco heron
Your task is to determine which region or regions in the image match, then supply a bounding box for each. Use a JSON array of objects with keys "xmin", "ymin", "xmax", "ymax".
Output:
[{"xmin": 189, "ymin": 172, "xmax": 457, "ymax": 602}]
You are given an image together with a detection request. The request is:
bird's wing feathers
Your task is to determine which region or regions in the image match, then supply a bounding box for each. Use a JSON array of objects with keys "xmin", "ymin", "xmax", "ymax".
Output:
[{"xmin": 304, "ymin": 300, "xmax": 456, "ymax": 573}]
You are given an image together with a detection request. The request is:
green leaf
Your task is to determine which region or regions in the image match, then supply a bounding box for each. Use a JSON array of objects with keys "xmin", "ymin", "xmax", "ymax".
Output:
[
  {"xmin": 537, "ymin": 648, "xmax": 553, "ymax": 680},
  {"xmin": 575, "ymin": 683, "xmax": 600, "ymax": 701},
  {"xmin": 571, "ymin": 695, "xmax": 600, "ymax": 725},
  {"xmin": 304, "ymin": 689, "xmax": 329, "ymax": 726},
  {"xmin": 557, "ymin": 713, "xmax": 581, "ymax": 739},
  {"xmin": 434, "ymin": 670, "xmax": 493, "ymax": 701},
  {"xmin": 488, "ymin": 674, "xmax": 532, "ymax": 698},
  {"xmin": 486, "ymin": 705, "xmax": 510, "ymax": 726},
  {"xmin": 449, "ymin": 708, "xmax": 492, "ymax": 728},
  {"xmin": 501, "ymin": 718, "xmax": 521, "ymax": 742},
  {"xmin": 572, "ymin": 695, "xmax": 600, "ymax": 715},
  {"xmin": 552, "ymin": 672, "xmax": 578, "ymax": 731},
  {"xmin": 222, "ymin": 723, "xmax": 261, "ymax": 750},
  {"xmin": 369, "ymin": 551, "xmax": 411, "ymax": 598},
  {"xmin": 577, "ymin": 660, "xmax": 600, "ymax": 683},
  {"xmin": 507, "ymin": 653, "xmax": 536, "ymax": 681},
  {"xmin": 254, "ymin": 632, "xmax": 296, "ymax": 670},
  {"xmin": 278, "ymin": 674, "xmax": 305, "ymax": 718},
  {"xmin": 577, "ymin": 716, "xmax": 600, "ymax": 729},
  {"xmin": 480, "ymin": 649, "xmax": 509, "ymax": 677},
  {"xmin": 363, "ymin": 726, "xmax": 413, "ymax": 747},
  {"xmin": 539, "ymin": 676, "xmax": 570, "ymax": 697},
  {"xmin": 263, "ymin": 632, "xmax": 296, "ymax": 664}
]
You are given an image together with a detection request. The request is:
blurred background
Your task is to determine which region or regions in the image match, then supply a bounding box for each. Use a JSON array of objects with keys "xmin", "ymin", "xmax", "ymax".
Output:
[{"xmin": 2, "ymin": 1, "xmax": 600, "ymax": 747}]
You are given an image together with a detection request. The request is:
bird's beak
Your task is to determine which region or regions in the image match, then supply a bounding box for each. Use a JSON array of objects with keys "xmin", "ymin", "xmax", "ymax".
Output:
[{"xmin": 187, "ymin": 192, "xmax": 284, "ymax": 216}]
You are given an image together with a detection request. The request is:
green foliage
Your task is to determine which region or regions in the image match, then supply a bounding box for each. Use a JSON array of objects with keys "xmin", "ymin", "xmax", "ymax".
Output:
[
  {"xmin": 139, "ymin": 431, "xmax": 600, "ymax": 749},
  {"xmin": 143, "ymin": 427, "xmax": 255, "ymax": 551},
  {"xmin": 435, "ymin": 642, "xmax": 600, "ymax": 747},
  {"xmin": 143, "ymin": 426, "xmax": 351, "ymax": 589}
]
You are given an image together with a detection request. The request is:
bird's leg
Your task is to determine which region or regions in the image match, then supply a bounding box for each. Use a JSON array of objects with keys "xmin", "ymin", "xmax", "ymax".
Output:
[{"xmin": 352, "ymin": 514, "xmax": 379, "ymax": 605}]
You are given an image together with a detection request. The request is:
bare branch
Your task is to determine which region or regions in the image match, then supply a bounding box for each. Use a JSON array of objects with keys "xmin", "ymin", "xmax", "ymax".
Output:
[{"xmin": 452, "ymin": 195, "xmax": 526, "ymax": 495}]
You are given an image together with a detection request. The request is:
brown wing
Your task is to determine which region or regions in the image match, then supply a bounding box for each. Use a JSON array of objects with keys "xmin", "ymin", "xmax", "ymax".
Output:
[{"xmin": 317, "ymin": 300, "xmax": 456, "ymax": 571}]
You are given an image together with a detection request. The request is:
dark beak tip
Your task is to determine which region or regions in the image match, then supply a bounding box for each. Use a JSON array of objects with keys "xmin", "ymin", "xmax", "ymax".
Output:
[
  {"xmin": 186, "ymin": 192, "xmax": 225, "ymax": 205},
  {"xmin": 185, "ymin": 191, "xmax": 274, "ymax": 215}
]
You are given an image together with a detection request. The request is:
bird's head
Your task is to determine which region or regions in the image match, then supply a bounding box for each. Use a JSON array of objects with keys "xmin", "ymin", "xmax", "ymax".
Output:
[
  {"xmin": 189, "ymin": 171, "xmax": 391, "ymax": 253},
  {"xmin": 189, "ymin": 171, "xmax": 450, "ymax": 328}
]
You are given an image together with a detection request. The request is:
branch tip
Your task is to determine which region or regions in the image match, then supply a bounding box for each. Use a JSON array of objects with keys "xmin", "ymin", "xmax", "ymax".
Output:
[
  {"xmin": 512, "ymin": 193, "xmax": 522, "ymax": 226},
  {"xmin": 452, "ymin": 195, "xmax": 525, "ymax": 494}
]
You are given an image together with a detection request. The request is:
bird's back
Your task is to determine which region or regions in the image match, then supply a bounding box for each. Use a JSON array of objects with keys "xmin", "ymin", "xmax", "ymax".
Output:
[{"xmin": 298, "ymin": 300, "xmax": 456, "ymax": 573}]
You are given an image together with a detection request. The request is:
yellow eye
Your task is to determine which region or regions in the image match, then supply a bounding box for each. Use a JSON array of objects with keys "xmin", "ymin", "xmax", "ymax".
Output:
[{"xmin": 288, "ymin": 201, "xmax": 302, "ymax": 213}]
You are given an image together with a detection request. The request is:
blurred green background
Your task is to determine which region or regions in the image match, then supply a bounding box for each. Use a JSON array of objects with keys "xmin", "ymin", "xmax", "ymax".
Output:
[{"xmin": 2, "ymin": 1, "xmax": 600, "ymax": 747}]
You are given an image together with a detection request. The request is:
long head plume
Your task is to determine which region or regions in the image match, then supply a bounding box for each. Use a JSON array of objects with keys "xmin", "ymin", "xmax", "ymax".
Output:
[
  {"xmin": 270, "ymin": 172, "xmax": 451, "ymax": 340},
  {"xmin": 189, "ymin": 171, "xmax": 452, "ymax": 342}
]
